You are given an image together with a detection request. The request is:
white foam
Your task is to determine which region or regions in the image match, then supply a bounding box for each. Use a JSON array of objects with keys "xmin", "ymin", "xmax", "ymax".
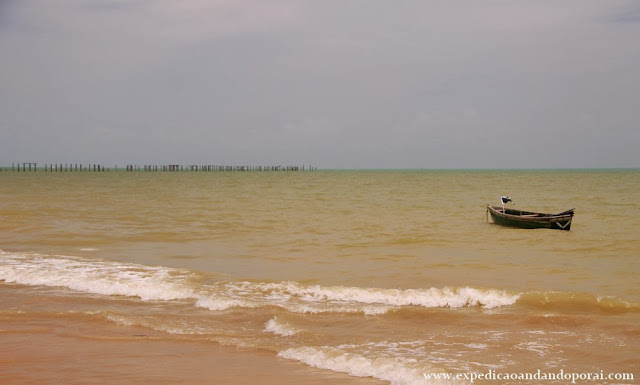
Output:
[
  {"xmin": 195, "ymin": 296, "xmax": 257, "ymax": 311},
  {"xmin": 0, "ymin": 251, "xmax": 196, "ymax": 301},
  {"xmin": 278, "ymin": 345, "xmax": 460, "ymax": 385},
  {"xmin": 1, "ymin": 251, "xmax": 519, "ymax": 315},
  {"xmin": 193, "ymin": 281, "xmax": 519, "ymax": 313},
  {"xmin": 264, "ymin": 317, "xmax": 298, "ymax": 336},
  {"xmin": 284, "ymin": 284, "xmax": 519, "ymax": 309},
  {"xmin": 464, "ymin": 343, "xmax": 488, "ymax": 350},
  {"xmin": 516, "ymin": 341, "xmax": 550, "ymax": 357}
]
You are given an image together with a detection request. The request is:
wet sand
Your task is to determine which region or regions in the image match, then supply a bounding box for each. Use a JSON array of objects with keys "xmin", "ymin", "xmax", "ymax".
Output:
[{"xmin": 0, "ymin": 318, "xmax": 382, "ymax": 385}]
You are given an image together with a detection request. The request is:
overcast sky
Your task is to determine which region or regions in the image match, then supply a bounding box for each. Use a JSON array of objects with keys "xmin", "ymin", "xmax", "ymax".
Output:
[{"xmin": 1, "ymin": 0, "xmax": 639, "ymax": 169}]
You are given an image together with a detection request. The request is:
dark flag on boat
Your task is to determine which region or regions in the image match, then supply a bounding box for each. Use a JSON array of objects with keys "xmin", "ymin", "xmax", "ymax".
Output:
[{"xmin": 501, "ymin": 196, "xmax": 513, "ymax": 205}]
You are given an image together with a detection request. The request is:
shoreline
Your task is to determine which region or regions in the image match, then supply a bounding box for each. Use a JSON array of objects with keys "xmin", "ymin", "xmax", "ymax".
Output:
[{"xmin": 0, "ymin": 317, "xmax": 383, "ymax": 385}]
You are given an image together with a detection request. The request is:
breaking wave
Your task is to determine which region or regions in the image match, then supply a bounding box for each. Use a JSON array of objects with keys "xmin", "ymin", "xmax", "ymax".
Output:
[
  {"xmin": 0, "ymin": 250, "xmax": 554, "ymax": 316},
  {"xmin": 193, "ymin": 281, "xmax": 519, "ymax": 314},
  {"xmin": 0, "ymin": 250, "xmax": 196, "ymax": 301},
  {"xmin": 264, "ymin": 317, "xmax": 299, "ymax": 337},
  {"xmin": 278, "ymin": 344, "xmax": 462, "ymax": 385}
]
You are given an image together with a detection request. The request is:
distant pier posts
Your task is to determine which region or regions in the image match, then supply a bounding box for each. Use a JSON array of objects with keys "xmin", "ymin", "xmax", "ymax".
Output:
[
  {"xmin": 3, "ymin": 163, "xmax": 317, "ymax": 172},
  {"xmin": 16, "ymin": 163, "xmax": 37, "ymax": 171},
  {"xmin": 3, "ymin": 163, "xmax": 110, "ymax": 172},
  {"xmin": 121, "ymin": 164, "xmax": 313, "ymax": 172}
]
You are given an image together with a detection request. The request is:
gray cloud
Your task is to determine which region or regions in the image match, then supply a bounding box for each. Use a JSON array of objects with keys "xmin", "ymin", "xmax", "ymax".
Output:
[{"xmin": 1, "ymin": 0, "xmax": 639, "ymax": 168}]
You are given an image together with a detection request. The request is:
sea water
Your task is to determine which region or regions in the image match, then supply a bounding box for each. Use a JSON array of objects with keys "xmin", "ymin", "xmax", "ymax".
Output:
[{"xmin": 1, "ymin": 169, "xmax": 638, "ymax": 384}]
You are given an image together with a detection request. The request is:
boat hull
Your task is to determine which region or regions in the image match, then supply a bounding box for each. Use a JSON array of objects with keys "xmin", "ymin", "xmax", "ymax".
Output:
[{"xmin": 487, "ymin": 205, "xmax": 574, "ymax": 231}]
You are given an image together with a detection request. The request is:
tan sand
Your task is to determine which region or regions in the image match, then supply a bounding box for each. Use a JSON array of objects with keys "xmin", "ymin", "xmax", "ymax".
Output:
[{"xmin": 0, "ymin": 318, "xmax": 383, "ymax": 385}]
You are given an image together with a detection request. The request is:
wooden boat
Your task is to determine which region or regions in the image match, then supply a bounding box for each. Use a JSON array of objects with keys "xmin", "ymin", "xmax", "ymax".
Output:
[{"xmin": 487, "ymin": 205, "xmax": 575, "ymax": 231}]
